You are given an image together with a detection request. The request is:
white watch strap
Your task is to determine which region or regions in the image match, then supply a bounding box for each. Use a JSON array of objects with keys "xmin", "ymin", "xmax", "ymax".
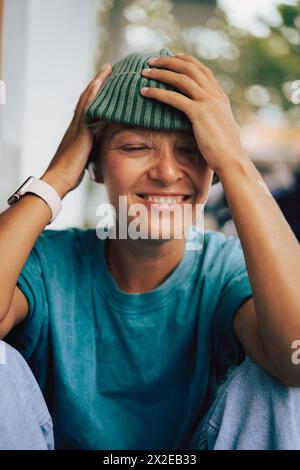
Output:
[{"xmin": 20, "ymin": 177, "xmax": 62, "ymax": 223}]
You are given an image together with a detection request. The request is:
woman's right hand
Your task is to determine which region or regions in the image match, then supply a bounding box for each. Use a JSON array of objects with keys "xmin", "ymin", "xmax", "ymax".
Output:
[{"xmin": 41, "ymin": 63, "xmax": 112, "ymax": 198}]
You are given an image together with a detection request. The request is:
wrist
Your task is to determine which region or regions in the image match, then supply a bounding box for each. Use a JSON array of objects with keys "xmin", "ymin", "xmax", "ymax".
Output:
[
  {"xmin": 40, "ymin": 171, "xmax": 70, "ymax": 199},
  {"xmin": 215, "ymin": 152, "xmax": 253, "ymax": 183}
]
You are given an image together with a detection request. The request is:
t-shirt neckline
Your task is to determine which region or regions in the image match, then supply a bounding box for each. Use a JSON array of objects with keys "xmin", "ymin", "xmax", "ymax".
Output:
[{"xmin": 91, "ymin": 231, "xmax": 200, "ymax": 314}]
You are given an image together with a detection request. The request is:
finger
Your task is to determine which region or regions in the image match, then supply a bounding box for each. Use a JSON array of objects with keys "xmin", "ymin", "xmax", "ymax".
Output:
[
  {"xmin": 86, "ymin": 79, "xmax": 104, "ymax": 105},
  {"xmin": 147, "ymin": 55, "xmax": 212, "ymax": 91},
  {"xmin": 71, "ymin": 81, "xmax": 102, "ymax": 129},
  {"xmin": 59, "ymin": 65, "xmax": 111, "ymax": 151},
  {"xmin": 75, "ymin": 63, "xmax": 112, "ymax": 116},
  {"xmin": 77, "ymin": 80, "xmax": 105, "ymax": 130},
  {"xmin": 175, "ymin": 52, "xmax": 221, "ymax": 88},
  {"xmin": 84, "ymin": 63, "xmax": 112, "ymax": 95},
  {"xmin": 73, "ymin": 82, "xmax": 102, "ymax": 128},
  {"xmin": 140, "ymin": 86, "xmax": 194, "ymax": 118},
  {"xmin": 94, "ymin": 63, "xmax": 112, "ymax": 82},
  {"xmin": 141, "ymin": 68, "xmax": 205, "ymax": 100}
]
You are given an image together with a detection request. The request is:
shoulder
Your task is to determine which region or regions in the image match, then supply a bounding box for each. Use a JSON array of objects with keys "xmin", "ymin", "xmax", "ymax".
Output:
[
  {"xmin": 21, "ymin": 227, "xmax": 103, "ymax": 278},
  {"xmin": 35, "ymin": 226, "xmax": 96, "ymax": 246},
  {"xmin": 32, "ymin": 226, "xmax": 100, "ymax": 260}
]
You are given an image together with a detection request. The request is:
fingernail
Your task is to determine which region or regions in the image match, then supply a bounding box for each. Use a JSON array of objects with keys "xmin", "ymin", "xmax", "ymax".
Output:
[
  {"xmin": 141, "ymin": 87, "xmax": 149, "ymax": 93},
  {"xmin": 101, "ymin": 63, "xmax": 111, "ymax": 70},
  {"xmin": 148, "ymin": 57, "xmax": 158, "ymax": 64}
]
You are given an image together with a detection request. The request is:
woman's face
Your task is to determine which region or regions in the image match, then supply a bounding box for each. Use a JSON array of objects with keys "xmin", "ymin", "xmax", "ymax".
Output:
[{"xmin": 95, "ymin": 122, "xmax": 213, "ymax": 240}]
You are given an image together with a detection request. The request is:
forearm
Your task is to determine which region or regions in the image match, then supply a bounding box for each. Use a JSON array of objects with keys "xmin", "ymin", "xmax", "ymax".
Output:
[
  {"xmin": 0, "ymin": 171, "xmax": 67, "ymax": 320},
  {"xmin": 217, "ymin": 155, "xmax": 300, "ymax": 371}
]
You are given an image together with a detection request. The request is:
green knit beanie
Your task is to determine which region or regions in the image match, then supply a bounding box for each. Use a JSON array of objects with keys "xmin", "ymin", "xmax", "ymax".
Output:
[
  {"xmin": 86, "ymin": 47, "xmax": 220, "ymax": 184},
  {"xmin": 85, "ymin": 47, "xmax": 192, "ymax": 132}
]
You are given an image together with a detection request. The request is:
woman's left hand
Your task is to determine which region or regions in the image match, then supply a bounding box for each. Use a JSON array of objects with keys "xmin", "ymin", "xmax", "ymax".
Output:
[{"xmin": 140, "ymin": 53, "xmax": 247, "ymax": 175}]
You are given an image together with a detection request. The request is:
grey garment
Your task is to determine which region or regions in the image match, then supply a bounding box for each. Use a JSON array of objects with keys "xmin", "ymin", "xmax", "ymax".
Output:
[
  {"xmin": 0, "ymin": 340, "xmax": 54, "ymax": 450},
  {"xmin": 188, "ymin": 356, "xmax": 300, "ymax": 450}
]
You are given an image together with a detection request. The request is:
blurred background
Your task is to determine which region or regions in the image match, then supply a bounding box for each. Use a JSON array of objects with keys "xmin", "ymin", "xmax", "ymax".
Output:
[{"xmin": 0, "ymin": 0, "xmax": 300, "ymax": 238}]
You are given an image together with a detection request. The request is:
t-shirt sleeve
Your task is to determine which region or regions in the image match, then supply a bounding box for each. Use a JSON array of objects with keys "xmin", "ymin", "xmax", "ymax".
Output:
[
  {"xmin": 5, "ymin": 243, "xmax": 48, "ymax": 362},
  {"xmin": 212, "ymin": 236, "xmax": 253, "ymax": 380}
]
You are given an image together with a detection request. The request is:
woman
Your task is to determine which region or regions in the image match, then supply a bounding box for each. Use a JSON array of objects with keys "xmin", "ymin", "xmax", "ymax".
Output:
[{"xmin": 1, "ymin": 48, "xmax": 300, "ymax": 450}]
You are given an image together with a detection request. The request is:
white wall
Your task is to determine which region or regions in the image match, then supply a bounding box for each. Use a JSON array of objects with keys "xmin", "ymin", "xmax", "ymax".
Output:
[{"xmin": 1, "ymin": 0, "xmax": 99, "ymax": 227}]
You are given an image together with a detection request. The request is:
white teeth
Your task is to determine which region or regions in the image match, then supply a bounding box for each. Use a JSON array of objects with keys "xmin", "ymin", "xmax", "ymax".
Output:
[{"xmin": 143, "ymin": 195, "xmax": 186, "ymax": 204}]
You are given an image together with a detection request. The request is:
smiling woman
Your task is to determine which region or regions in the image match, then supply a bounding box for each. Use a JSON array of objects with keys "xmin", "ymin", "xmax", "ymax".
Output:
[{"xmin": 1, "ymin": 47, "xmax": 300, "ymax": 451}]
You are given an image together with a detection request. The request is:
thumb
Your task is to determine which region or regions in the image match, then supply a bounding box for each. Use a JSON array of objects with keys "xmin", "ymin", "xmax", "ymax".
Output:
[{"xmin": 86, "ymin": 78, "xmax": 103, "ymax": 105}]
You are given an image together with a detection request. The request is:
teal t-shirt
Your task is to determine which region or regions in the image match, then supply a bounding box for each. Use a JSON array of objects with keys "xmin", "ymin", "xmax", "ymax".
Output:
[{"xmin": 6, "ymin": 227, "xmax": 252, "ymax": 450}]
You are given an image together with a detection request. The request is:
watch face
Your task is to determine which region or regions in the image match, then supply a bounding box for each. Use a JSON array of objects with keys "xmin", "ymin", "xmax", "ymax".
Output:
[
  {"xmin": 15, "ymin": 176, "xmax": 33, "ymax": 194},
  {"xmin": 7, "ymin": 176, "xmax": 34, "ymax": 206}
]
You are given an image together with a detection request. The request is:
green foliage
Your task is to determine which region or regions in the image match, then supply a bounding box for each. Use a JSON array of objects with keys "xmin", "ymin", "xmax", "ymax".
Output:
[
  {"xmin": 121, "ymin": 0, "xmax": 300, "ymax": 123},
  {"xmin": 278, "ymin": 2, "xmax": 300, "ymax": 27}
]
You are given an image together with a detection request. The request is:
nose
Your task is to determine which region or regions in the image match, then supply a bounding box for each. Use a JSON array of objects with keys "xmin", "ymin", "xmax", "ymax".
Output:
[{"xmin": 148, "ymin": 147, "xmax": 184, "ymax": 185}]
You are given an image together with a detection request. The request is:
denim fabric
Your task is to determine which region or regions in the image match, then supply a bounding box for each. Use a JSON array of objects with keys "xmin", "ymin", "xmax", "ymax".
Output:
[
  {"xmin": 0, "ymin": 341, "xmax": 54, "ymax": 450},
  {"xmin": 2, "ymin": 339, "xmax": 300, "ymax": 450},
  {"xmin": 187, "ymin": 356, "xmax": 300, "ymax": 450}
]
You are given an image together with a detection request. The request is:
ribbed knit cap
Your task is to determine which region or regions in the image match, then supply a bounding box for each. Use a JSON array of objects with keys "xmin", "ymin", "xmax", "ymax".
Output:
[{"xmin": 85, "ymin": 47, "xmax": 192, "ymax": 132}]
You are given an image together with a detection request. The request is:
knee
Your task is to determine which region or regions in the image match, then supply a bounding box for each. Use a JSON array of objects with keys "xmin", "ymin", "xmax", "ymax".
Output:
[
  {"xmin": 0, "ymin": 340, "xmax": 34, "ymax": 388},
  {"xmin": 227, "ymin": 356, "xmax": 300, "ymax": 418},
  {"xmin": 196, "ymin": 356, "xmax": 300, "ymax": 449},
  {"xmin": 0, "ymin": 341, "xmax": 54, "ymax": 450}
]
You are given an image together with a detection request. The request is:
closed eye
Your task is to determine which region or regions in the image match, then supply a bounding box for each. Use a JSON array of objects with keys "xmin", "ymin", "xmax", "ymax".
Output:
[
  {"xmin": 121, "ymin": 146, "xmax": 148, "ymax": 152},
  {"xmin": 120, "ymin": 145, "xmax": 200, "ymax": 158}
]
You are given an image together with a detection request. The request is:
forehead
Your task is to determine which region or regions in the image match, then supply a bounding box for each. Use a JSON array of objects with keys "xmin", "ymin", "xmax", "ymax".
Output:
[{"xmin": 103, "ymin": 122, "xmax": 195, "ymax": 143}]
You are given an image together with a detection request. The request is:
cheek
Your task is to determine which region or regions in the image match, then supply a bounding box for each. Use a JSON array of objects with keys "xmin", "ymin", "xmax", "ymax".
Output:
[
  {"xmin": 189, "ymin": 164, "xmax": 213, "ymax": 202},
  {"xmin": 104, "ymin": 157, "xmax": 143, "ymax": 199}
]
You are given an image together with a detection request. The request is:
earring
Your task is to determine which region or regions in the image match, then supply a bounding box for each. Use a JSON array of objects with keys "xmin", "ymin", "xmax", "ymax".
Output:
[{"xmin": 88, "ymin": 161, "xmax": 96, "ymax": 181}]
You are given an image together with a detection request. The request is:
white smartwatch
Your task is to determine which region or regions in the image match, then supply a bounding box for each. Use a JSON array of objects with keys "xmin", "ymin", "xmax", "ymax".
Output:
[{"xmin": 7, "ymin": 176, "xmax": 62, "ymax": 224}]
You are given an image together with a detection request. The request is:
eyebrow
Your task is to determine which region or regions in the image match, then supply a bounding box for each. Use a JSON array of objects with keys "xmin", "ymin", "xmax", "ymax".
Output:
[
  {"xmin": 109, "ymin": 127, "xmax": 151, "ymax": 140},
  {"xmin": 110, "ymin": 128, "xmax": 196, "ymax": 144}
]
